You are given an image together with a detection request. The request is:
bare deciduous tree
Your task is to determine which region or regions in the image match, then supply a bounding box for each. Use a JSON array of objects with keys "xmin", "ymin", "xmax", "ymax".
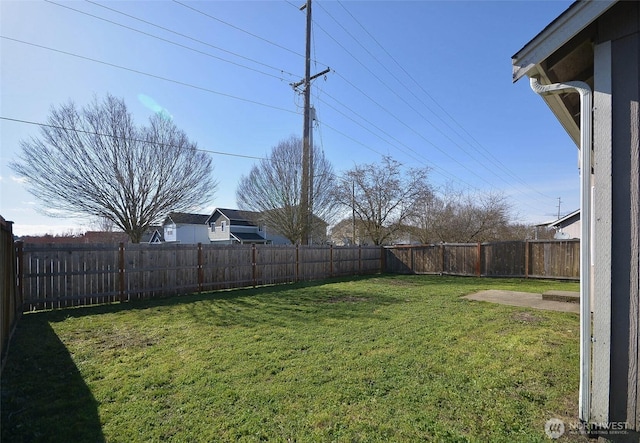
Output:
[
  {"xmin": 10, "ymin": 94, "xmax": 216, "ymax": 243},
  {"xmin": 333, "ymin": 157, "xmax": 432, "ymax": 245},
  {"xmin": 408, "ymin": 185, "xmax": 516, "ymax": 243},
  {"xmin": 236, "ymin": 136, "xmax": 336, "ymax": 244}
]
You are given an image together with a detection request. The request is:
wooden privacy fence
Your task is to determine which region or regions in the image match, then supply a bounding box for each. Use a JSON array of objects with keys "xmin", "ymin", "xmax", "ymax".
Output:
[
  {"xmin": 1, "ymin": 218, "xmax": 21, "ymax": 369},
  {"xmin": 17, "ymin": 243, "xmax": 383, "ymax": 311},
  {"xmin": 385, "ymin": 240, "xmax": 580, "ymax": 280},
  {"xmin": 14, "ymin": 240, "xmax": 579, "ymax": 312}
]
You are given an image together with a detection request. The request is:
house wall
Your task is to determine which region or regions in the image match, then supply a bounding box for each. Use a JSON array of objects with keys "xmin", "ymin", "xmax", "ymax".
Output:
[
  {"xmin": 558, "ymin": 219, "xmax": 581, "ymax": 239},
  {"xmin": 266, "ymin": 232, "xmax": 291, "ymax": 245},
  {"xmin": 593, "ymin": 1, "xmax": 640, "ymax": 430},
  {"xmin": 164, "ymin": 223, "xmax": 177, "ymax": 243},
  {"xmin": 208, "ymin": 216, "xmax": 231, "ymax": 242},
  {"xmin": 175, "ymin": 225, "xmax": 209, "ymax": 245}
]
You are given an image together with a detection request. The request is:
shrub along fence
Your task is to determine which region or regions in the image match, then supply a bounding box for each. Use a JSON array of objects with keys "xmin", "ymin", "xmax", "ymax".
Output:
[
  {"xmin": 12, "ymin": 239, "xmax": 579, "ymax": 312},
  {"xmin": 385, "ymin": 240, "xmax": 580, "ymax": 279}
]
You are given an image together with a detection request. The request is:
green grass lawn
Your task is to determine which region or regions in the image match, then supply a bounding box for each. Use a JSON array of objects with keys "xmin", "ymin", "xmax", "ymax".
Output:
[{"xmin": 1, "ymin": 275, "xmax": 587, "ymax": 442}]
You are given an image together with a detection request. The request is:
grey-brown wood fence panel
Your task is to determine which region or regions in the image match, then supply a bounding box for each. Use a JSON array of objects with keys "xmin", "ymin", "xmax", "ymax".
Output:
[
  {"xmin": 123, "ymin": 244, "xmax": 200, "ymax": 300},
  {"xmin": 444, "ymin": 244, "xmax": 478, "ymax": 276},
  {"xmin": 385, "ymin": 240, "xmax": 580, "ymax": 279},
  {"xmin": 17, "ymin": 243, "xmax": 385, "ymax": 311},
  {"xmin": 20, "ymin": 243, "xmax": 120, "ymax": 310},
  {"xmin": 528, "ymin": 240, "xmax": 579, "ymax": 279},
  {"xmin": 254, "ymin": 245, "xmax": 296, "ymax": 286},
  {"xmin": 482, "ymin": 241, "xmax": 526, "ymax": 277},
  {"xmin": 15, "ymin": 240, "xmax": 580, "ymax": 312},
  {"xmin": 200, "ymin": 245, "xmax": 253, "ymax": 290},
  {"xmin": 1, "ymin": 218, "xmax": 21, "ymax": 369}
]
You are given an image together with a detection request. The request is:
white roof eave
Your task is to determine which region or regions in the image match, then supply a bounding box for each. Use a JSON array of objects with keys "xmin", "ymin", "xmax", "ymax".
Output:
[{"xmin": 511, "ymin": 0, "xmax": 617, "ymax": 83}]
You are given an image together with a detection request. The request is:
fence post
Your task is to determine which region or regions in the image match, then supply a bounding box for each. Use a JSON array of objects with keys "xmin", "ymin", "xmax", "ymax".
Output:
[
  {"xmin": 252, "ymin": 243, "xmax": 257, "ymax": 288},
  {"xmin": 198, "ymin": 243, "xmax": 203, "ymax": 293},
  {"xmin": 380, "ymin": 246, "xmax": 386, "ymax": 274},
  {"xmin": 524, "ymin": 240, "xmax": 530, "ymax": 279},
  {"xmin": 410, "ymin": 246, "xmax": 415, "ymax": 273},
  {"xmin": 440, "ymin": 244, "xmax": 445, "ymax": 274},
  {"xmin": 476, "ymin": 242, "xmax": 482, "ymax": 277},
  {"xmin": 15, "ymin": 241, "xmax": 24, "ymax": 312},
  {"xmin": 358, "ymin": 245, "xmax": 362, "ymax": 274},
  {"xmin": 118, "ymin": 242, "xmax": 126, "ymax": 302},
  {"xmin": 295, "ymin": 244, "xmax": 299, "ymax": 282},
  {"xmin": 329, "ymin": 244, "xmax": 334, "ymax": 278}
]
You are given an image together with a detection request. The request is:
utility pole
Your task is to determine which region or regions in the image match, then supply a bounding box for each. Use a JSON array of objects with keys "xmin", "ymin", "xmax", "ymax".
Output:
[
  {"xmin": 557, "ymin": 197, "xmax": 562, "ymax": 219},
  {"xmin": 293, "ymin": 0, "xmax": 329, "ymax": 245},
  {"xmin": 300, "ymin": 0, "xmax": 312, "ymax": 246},
  {"xmin": 309, "ymin": 106, "xmax": 316, "ymax": 244},
  {"xmin": 352, "ymin": 180, "xmax": 356, "ymax": 245}
]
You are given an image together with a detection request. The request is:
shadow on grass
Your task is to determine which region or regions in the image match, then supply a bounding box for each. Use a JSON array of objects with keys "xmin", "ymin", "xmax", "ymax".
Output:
[
  {"xmin": 1, "ymin": 316, "xmax": 105, "ymax": 443},
  {"xmin": 38, "ymin": 274, "xmax": 400, "ymax": 324}
]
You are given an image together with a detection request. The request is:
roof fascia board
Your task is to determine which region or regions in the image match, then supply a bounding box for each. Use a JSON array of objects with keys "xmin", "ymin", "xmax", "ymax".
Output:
[
  {"xmin": 550, "ymin": 209, "xmax": 581, "ymax": 226},
  {"xmin": 528, "ymin": 67, "xmax": 582, "ymax": 146},
  {"xmin": 512, "ymin": 0, "xmax": 616, "ymax": 82}
]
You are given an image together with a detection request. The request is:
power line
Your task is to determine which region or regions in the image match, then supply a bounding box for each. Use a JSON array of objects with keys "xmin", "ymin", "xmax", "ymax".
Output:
[
  {"xmin": 312, "ymin": 91, "xmax": 475, "ymax": 187},
  {"xmin": 165, "ymin": 0, "xmax": 491, "ymax": 193},
  {"xmin": 0, "ymin": 36, "xmax": 299, "ymax": 116},
  {"xmin": 45, "ymin": 0, "xmax": 295, "ymax": 82},
  {"xmin": 335, "ymin": 0, "xmax": 554, "ymax": 201},
  {"xmin": 84, "ymin": 0, "xmax": 299, "ymax": 79},
  {"xmin": 331, "ymin": 69, "xmax": 497, "ymax": 188},
  {"xmin": 173, "ymin": 0, "xmax": 303, "ymax": 59},
  {"xmin": 313, "ymin": 9, "xmax": 517, "ymax": 192},
  {"xmin": 308, "ymin": 2, "xmax": 556, "ymax": 213},
  {"xmin": 1, "ymin": 116, "xmax": 267, "ymax": 160}
]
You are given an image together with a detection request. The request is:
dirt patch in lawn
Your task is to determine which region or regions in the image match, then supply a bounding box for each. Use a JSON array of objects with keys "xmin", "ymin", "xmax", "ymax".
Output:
[
  {"xmin": 511, "ymin": 312, "xmax": 543, "ymax": 324},
  {"xmin": 325, "ymin": 296, "xmax": 370, "ymax": 303}
]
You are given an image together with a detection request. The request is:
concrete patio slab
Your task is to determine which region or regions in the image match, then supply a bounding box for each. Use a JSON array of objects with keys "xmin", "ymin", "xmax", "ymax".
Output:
[{"xmin": 463, "ymin": 290, "xmax": 580, "ymax": 314}]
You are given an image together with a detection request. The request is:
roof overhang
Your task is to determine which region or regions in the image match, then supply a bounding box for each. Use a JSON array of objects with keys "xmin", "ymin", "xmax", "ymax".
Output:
[{"xmin": 511, "ymin": 0, "xmax": 617, "ymax": 146}]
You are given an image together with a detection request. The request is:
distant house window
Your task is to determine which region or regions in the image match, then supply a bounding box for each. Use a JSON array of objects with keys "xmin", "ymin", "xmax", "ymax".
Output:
[
  {"xmin": 210, "ymin": 223, "xmax": 215, "ymax": 232},
  {"xmin": 167, "ymin": 229, "xmax": 173, "ymax": 236},
  {"xmin": 258, "ymin": 224, "xmax": 263, "ymax": 232},
  {"xmin": 221, "ymin": 221, "xmax": 226, "ymax": 232}
]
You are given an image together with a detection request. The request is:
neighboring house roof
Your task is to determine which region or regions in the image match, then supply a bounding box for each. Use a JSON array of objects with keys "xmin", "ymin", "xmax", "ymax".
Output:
[
  {"xmin": 511, "ymin": 0, "xmax": 617, "ymax": 145},
  {"xmin": 535, "ymin": 209, "xmax": 580, "ymax": 228},
  {"xmin": 164, "ymin": 212, "xmax": 209, "ymax": 225},
  {"xmin": 82, "ymin": 231, "xmax": 130, "ymax": 243},
  {"xmin": 19, "ymin": 231, "xmax": 130, "ymax": 244},
  {"xmin": 231, "ymin": 232, "xmax": 269, "ymax": 242},
  {"xmin": 140, "ymin": 226, "xmax": 164, "ymax": 244},
  {"xmin": 545, "ymin": 209, "xmax": 580, "ymax": 229},
  {"xmin": 207, "ymin": 208, "xmax": 260, "ymax": 226}
]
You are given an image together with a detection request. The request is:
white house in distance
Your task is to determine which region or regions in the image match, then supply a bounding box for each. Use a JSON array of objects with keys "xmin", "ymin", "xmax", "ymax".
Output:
[
  {"xmin": 163, "ymin": 212, "xmax": 210, "ymax": 244},
  {"xmin": 206, "ymin": 208, "xmax": 290, "ymax": 245},
  {"xmin": 536, "ymin": 209, "xmax": 581, "ymax": 239},
  {"xmin": 162, "ymin": 208, "xmax": 325, "ymax": 245}
]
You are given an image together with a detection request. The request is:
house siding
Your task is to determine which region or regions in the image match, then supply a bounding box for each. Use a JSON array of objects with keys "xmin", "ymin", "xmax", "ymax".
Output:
[
  {"xmin": 595, "ymin": 1, "xmax": 640, "ymax": 430},
  {"xmin": 164, "ymin": 223, "xmax": 177, "ymax": 243},
  {"xmin": 208, "ymin": 216, "xmax": 231, "ymax": 242},
  {"xmin": 174, "ymin": 224, "xmax": 209, "ymax": 244}
]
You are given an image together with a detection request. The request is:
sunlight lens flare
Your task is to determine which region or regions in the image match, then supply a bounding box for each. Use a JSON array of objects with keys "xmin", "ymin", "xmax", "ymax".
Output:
[{"xmin": 137, "ymin": 94, "xmax": 172, "ymax": 120}]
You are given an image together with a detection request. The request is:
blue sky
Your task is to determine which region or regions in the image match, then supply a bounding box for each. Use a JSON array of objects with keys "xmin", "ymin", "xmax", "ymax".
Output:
[{"xmin": 1, "ymin": 0, "xmax": 578, "ymax": 236}]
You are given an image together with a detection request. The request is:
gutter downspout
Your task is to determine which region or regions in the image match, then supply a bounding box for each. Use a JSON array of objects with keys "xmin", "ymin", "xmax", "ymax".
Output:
[{"xmin": 530, "ymin": 77, "xmax": 592, "ymax": 423}]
